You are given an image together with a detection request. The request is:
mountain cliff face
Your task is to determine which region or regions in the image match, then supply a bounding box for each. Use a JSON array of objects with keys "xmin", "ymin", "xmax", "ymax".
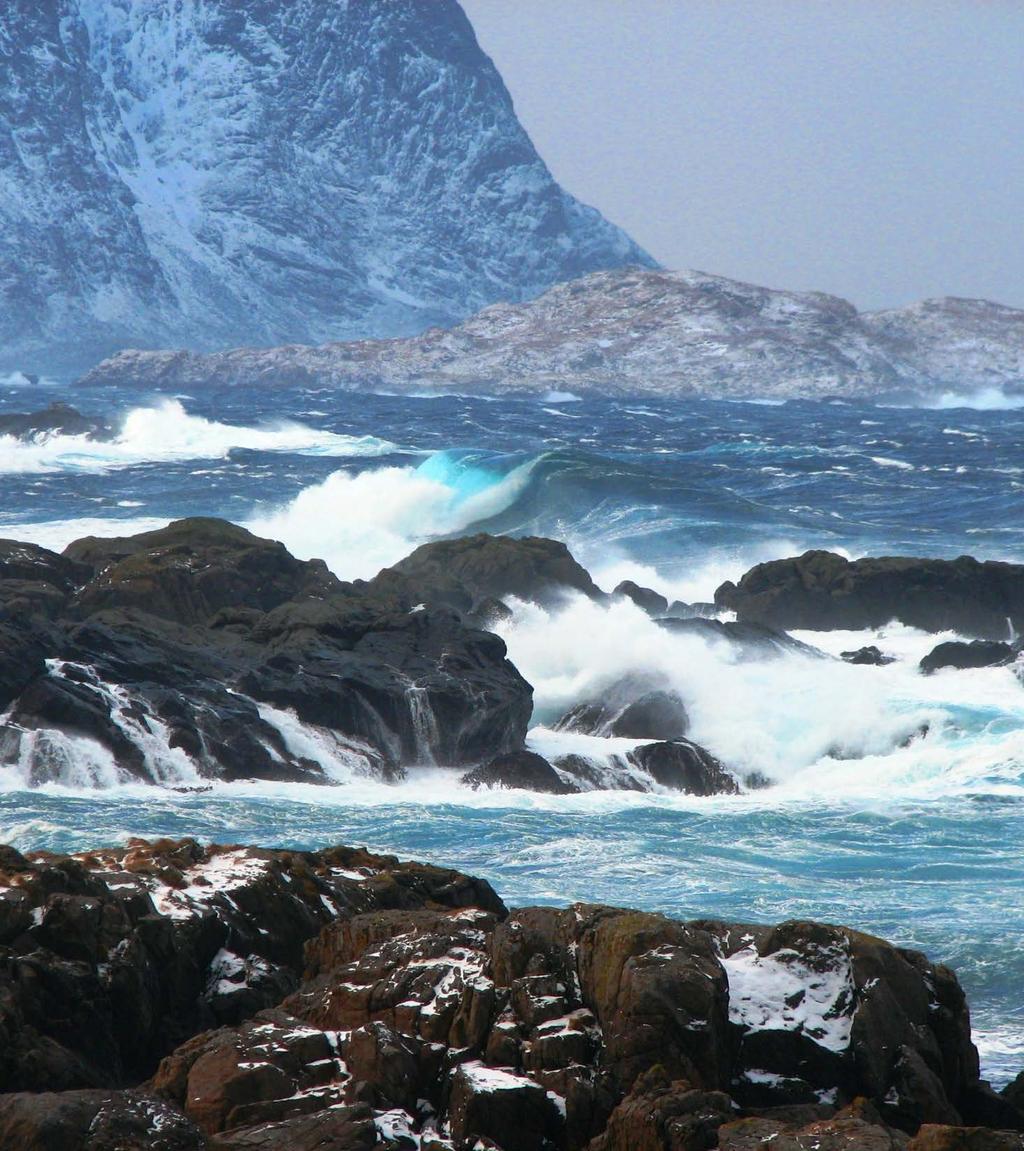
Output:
[
  {"xmin": 0, "ymin": 0, "xmax": 650, "ymax": 375},
  {"xmin": 81, "ymin": 267, "xmax": 1024, "ymax": 401}
]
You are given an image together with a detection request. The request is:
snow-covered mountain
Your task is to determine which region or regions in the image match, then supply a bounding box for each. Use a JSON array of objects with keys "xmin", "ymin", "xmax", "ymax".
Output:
[
  {"xmin": 80, "ymin": 267, "xmax": 1024, "ymax": 401},
  {"xmin": 0, "ymin": 0, "xmax": 650, "ymax": 376}
]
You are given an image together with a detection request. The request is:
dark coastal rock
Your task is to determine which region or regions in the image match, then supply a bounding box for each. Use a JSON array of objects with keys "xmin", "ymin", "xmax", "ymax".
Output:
[
  {"xmin": 612, "ymin": 580, "xmax": 669, "ymax": 615},
  {"xmin": 462, "ymin": 750, "xmax": 578, "ymax": 794},
  {"xmin": 702, "ymin": 918, "xmax": 979, "ymax": 1131},
  {"xmin": 626, "ymin": 740, "xmax": 739, "ymax": 795},
  {"xmin": 843, "ymin": 645, "xmax": 897, "ymax": 666},
  {"xmin": 718, "ymin": 1099, "xmax": 906, "ymax": 1151},
  {"xmin": 919, "ymin": 640, "xmax": 1014, "ymax": 675},
  {"xmin": 555, "ymin": 678, "xmax": 689, "ymax": 741},
  {"xmin": 465, "ymin": 595, "xmax": 515, "ymax": 630},
  {"xmin": 0, "ymin": 539, "xmax": 91, "ymax": 629},
  {"xmin": 0, "ymin": 519, "xmax": 533, "ymax": 784},
  {"xmin": 0, "ymin": 619, "xmax": 52, "ymax": 710},
  {"xmin": 449, "ymin": 1062, "xmax": 564, "ymax": 1151},
  {"xmin": 0, "ymin": 539, "xmax": 91, "ymax": 594},
  {"xmin": 0, "ymin": 838, "xmax": 1012, "ymax": 1150},
  {"xmin": 1004, "ymin": 1073, "xmax": 1024, "ymax": 1114},
  {"xmin": 381, "ymin": 532, "xmax": 603, "ymax": 611},
  {"xmin": 0, "ymin": 402, "xmax": 114, "ymax": 442},
  {"xmin": 716, "ymin": 551, "xmax": 1024, "ymax": 639},
  {"xmin": 65, "ymin": 518, "xmax": 340, "ymax": 625},
  {"xmin": 909, "ymin": 1127, "xmax": 1024, "ymax": 1151},
  {"xmin": 0, "ymin": 1089, "xmax": 204, "ymax": 1150},
  {"xmin": 589, "ymin": 1067, "xmax": 734, "ymax": 1151},
  {"xmin": 657, "ymin": 615, "xmax": 823, "ymax": 658},
  {"xmin": 0, "ymin": 839, "xmax": 504, "ymax": 1093}
]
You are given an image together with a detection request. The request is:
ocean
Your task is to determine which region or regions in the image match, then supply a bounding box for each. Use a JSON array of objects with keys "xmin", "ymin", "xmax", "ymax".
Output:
[{"xmin": 1, "ymin": 378, "xmax": 1022, "ymax": 1085}]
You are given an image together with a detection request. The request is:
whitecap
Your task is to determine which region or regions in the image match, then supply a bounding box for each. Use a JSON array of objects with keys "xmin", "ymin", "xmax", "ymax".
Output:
[
  {"xmin": 0, "ymin": 398, "xmax": 399, "ymax": 475},
  {"xmin": 247, "ymin": 450, "xmax": 544, "ymax": 580}
]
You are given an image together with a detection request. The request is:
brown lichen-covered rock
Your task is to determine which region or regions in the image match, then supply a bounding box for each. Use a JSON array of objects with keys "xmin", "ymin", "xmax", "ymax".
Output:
[
  {"xmin": 0, "ymin": 840, "xmax": 505, "ymax": 1093},
  {"xmin": 588, "ymin": 1067, "xmax": 734, "ymax": 1151},
  {"xmin": 0, "ymin": 840, "xmax": 1012, "ymax": 1151},
  {"xmin": 449, "ymin": 1060, "xmax": 565, "ymax": 1151},
  {"xmin": 718, "ymin": 1098, "xmax": 907, "ymax": 1150},
  {"xmin": 908, "ymin": 1126, "xmax": 1024, "ymax": 1151},
  {"xmin": 0, "ymin": 1089, "xmax": 203, "ymax": 1151}
]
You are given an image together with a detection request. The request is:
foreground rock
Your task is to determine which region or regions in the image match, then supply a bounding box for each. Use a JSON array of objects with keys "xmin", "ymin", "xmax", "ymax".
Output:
[
  {"xmin": 717, "ymin": 551, "xmax": 1024, "ymax": 638},
  {"xmin": 0, "ymin": 839, "xmax": 502, "ymax": 1092},
  {"xmin": 1, "ymin": 838, "xmax": 1020, "ymax": 1150},
  {"xmin": 0, "ymin": 519, "xmax": 532, "ymax": 785}
]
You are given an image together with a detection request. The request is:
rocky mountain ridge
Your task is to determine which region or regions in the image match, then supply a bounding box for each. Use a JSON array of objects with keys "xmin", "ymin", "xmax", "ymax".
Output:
[
  {"xmin": 0, "ymin": 0, "xmax": 649, "ymax": 376},
  {"xmin": 79, "ymin": 268, "xmax": 1024, "ymax": 401}
]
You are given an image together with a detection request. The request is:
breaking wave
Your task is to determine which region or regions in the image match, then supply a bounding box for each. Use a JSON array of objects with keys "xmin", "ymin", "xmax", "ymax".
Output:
[
  {"xmin": 0, "ymin": 398, "xmax": 398, "ymax": 474},
  {"xmin": 248, "ymin": 449, "xmax": 544, "ymax": 580}
]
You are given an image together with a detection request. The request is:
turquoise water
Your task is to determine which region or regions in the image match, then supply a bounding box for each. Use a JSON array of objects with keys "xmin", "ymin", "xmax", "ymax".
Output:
[{"xmin": 1, "ymin": 384, "xmax": 1022, "ymax": 1084}]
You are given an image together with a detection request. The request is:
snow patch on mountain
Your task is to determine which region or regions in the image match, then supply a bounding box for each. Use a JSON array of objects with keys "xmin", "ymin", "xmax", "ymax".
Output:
[{"xmin": 0, "ymin": 0, "xmax": 651, "ymax": 375}]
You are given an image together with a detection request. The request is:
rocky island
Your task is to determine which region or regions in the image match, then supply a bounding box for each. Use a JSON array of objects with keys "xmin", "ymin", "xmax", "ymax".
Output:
[{"xmin": 78, "ymin": 268, "xmax": 1024, "ymax": 403}]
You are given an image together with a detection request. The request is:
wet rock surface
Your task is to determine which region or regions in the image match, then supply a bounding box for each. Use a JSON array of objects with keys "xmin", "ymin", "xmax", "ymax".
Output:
[
  {"xmin": 0, "ymin": 519, "xmax": 534, "ymax": 785},
  {"xmin": 716, "ymin": 551, "xmax": 1024, "ymax": 639},
  {"xmin": 381, "ymin": 532, "xmax": 604, "ymax": 612},
  {"xmin": 919, "ymin": 640, "xmax": 1016, "ymax": 675},
  {"xmin": 462, "ymin": 750, "xmax": 579, "ymax": 794},
  {"xmin": 0, "ymin": 402, "xmax": 114, "ymax": 442},
  {"xmin": 842, "ymin": 645, "xmax": 897, "ymax": 666},
  {"xmin": 554, "ymin": 678, "xmax": 690, "ymax": 742},
  {"xmin": 0, "ymin": 838, "xmax": 1020, "ymax": 1150}
]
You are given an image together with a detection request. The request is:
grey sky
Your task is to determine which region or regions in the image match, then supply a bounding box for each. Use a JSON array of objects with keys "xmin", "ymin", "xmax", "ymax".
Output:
[{"xmin": 462, "ymin": 1, "xmax": 1024, "ymax": 310}]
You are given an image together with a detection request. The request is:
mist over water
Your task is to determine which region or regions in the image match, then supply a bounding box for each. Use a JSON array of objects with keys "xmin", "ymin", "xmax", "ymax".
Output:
[{"xmin": 1, "ymin": 381, "xmax": 1023, "ymax": 1084}]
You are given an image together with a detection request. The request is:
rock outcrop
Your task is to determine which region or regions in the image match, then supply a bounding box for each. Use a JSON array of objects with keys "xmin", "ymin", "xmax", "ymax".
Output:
[
  {"xmin": 0, "ymin": 402, "xmax": 113, "ymax": 442},
  {"xmin": 0, "ymin": 519, "xmax": 533, "ymax": 786},
  {"xmin": 377, "ymin": 532, "xmax": 604, "ymax": 612},
  {"xmin": 919, "ymin": 640, "xmax": 1016, "ymax": 675},
  {"xmin": 842, "ymin": 645, "xmax": 897, "ymax": 666},
  {"xmin": 554, "ymin": 677, "xmax": 690, "ymax": 742},
  {"xmin": 716, "ymin": 551, "xmax": 1024, "ymax": 639},
  {"xmin": 0, "ymin": 838, "xmax": 1019, "ymax": 1150},
  {"xmin": 462, "ymin": 750, "xmax": 578, "ymax": 795}
]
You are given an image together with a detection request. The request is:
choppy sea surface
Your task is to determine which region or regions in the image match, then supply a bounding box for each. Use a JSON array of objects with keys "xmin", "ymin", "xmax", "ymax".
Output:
[{"xmin": 1, "ymin": 380, "xmax": 1022, "ymax": 1085}]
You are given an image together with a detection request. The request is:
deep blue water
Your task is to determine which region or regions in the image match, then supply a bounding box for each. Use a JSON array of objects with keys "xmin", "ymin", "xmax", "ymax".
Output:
[{"xmin": 0, "ymin": 380, "xmax": 1022, "ymax": 1084}]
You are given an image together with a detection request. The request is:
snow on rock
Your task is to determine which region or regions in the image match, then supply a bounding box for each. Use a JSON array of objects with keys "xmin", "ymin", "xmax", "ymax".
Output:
[
  {"xmin": 82, "ymin": 266, "xmax": 1024, "ymax": 401},
  {"xmin": 143, "ymin": 849, "xmax": 271, "ymax": 920},
  {"xmin": 720, "ymin": 936, "xmax": 856, "ymax": 1052},
  {"xmin": 1, "ymin": 1, "xmax": 650, "ymax": 376}
]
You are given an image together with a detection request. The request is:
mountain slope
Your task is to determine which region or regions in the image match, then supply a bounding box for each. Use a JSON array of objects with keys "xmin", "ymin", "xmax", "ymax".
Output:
[
  {"xmin": 80, "ymin": 267, "xmax": 1024, "ymax": 401},
  {"xmin": 0, "ymin": 0, "xmax": 651, "ymax": 375}
]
